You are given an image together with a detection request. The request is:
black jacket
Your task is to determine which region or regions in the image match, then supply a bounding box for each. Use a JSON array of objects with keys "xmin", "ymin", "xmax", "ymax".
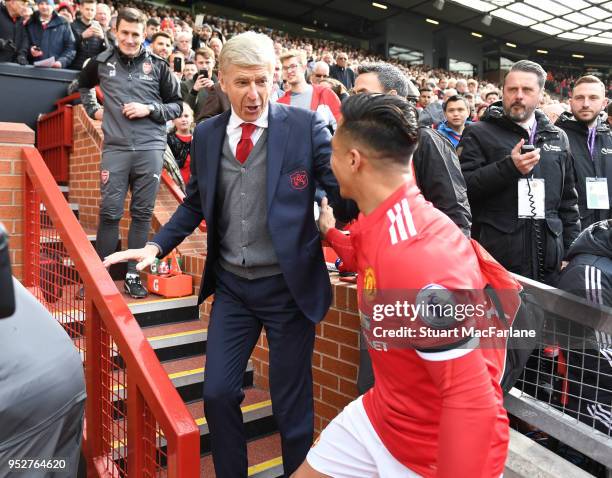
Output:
[
  {"xmin": 413, "ymin": 127, "xmax": 472, "ymax": 236},
  {"xmin": 78, "ymin": 46, "xmax": 182, "ymax": 152},
  {"xmin": 555, "ymin": 112, "xmax": 612, "ymax": 230},
  {"xmin": 0, "ymin": 4, "xmax": 28, "ymax": 64},
  {"xmin": 458, "ymin": 103, "xmax": 580, "ymax": 283},
  {"xmin": 70, "ymin": 18, "xmax": 107, "ymax": 70},
  {"xmin": 26, "ymin": 11, "xmax": 75, "ymax": 68},
  {"xmin": 329, "ymin": 64, "xmax": 355, "ymax": 90},
  {"xmin": 554, "ymin": 220, "xmax": 612, "ymax": 435}
]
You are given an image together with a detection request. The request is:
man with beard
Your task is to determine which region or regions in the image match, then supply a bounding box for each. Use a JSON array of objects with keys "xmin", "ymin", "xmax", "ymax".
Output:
[
  {"xmin": 459, "ymin": 60, "xmax": 580, "ymax": 284},
  {"xmin": 457, "ymin": 60, "xmax": 580, "ymax": 283},
  {"xmin": 149, "ymin": 31, "xmax": 172, "ymax": 60},
  {"xmin": 556, "ymin": 75, "xmax": 612, "ymax": 230}
]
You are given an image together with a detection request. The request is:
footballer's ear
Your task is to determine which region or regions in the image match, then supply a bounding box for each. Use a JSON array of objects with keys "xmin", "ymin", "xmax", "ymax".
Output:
[{"xmin": 348, "ymin": 148, "xmax": 362, "ymax": 171}]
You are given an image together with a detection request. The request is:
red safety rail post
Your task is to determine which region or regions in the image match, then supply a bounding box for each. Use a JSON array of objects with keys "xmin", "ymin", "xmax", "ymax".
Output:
[
  {"xmin": 22, "ymin": 146, "xmax": 200, "ymax": 478},
  {"xmin": 160, "ymin": 169, "xmax": 207, "ymax": 233},
  {"xmin": 37, "ymin": 104, "xmax": 73, "ymax": 183}
]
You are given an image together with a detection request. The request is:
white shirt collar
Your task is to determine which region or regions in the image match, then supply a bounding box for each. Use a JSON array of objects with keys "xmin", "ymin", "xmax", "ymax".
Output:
[
  {"xmin": 517, "ymin": 113, "xmax": 536, "ymax": 133},
  {"xmin": 228, "ymin": 104, "xmax": 269, "ymax": 131}
]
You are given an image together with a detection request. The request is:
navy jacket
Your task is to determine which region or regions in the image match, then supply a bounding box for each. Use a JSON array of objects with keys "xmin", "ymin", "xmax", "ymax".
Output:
[
  {"xmin": 152, "ymin": 102, "xmax": 357, "ymax": 323},
  {"xmin": 26, "ymin": 11, "xmax": 75, "ymax": 68}
]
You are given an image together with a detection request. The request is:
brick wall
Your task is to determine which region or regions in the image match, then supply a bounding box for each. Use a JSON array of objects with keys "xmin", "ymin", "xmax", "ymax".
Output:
[
  {"xmin": 0, "ymin": 123, "xmax": 36, "ymax": 281},
  {"xmin": 70, "ymin": 105, "xmax": 206, "ymax": 258}
]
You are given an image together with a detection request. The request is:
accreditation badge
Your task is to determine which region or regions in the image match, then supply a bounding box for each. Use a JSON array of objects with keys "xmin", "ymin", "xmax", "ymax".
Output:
[
  {"xmin": 518, "ymin": 178, "xmax": 545, "ymax": 219},
  {"xmin": 586, "ymin": 177, "xmax": 610, "ymax": 210}
]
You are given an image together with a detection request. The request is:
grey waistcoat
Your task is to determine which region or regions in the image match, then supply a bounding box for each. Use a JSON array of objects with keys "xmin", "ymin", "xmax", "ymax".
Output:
[{"xmin": 216, "ymin": 130, "xmax": 282, "ymax": 279}]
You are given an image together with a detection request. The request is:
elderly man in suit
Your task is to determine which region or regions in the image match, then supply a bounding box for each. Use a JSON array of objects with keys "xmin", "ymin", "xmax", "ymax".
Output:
[{"xmin": 103, "ymin": 31, "xmax": 356, "ymax": 478}]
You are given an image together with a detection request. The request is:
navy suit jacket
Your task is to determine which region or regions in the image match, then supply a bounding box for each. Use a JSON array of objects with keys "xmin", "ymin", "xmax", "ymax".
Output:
[{"xmin": 152, "ymin": 102, "xmax": 357, "ymax": 323}]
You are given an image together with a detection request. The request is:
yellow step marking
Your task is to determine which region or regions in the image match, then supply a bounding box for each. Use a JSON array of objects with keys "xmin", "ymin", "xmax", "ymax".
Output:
[
  {"xmin": 113, "ymin": 367, "xmax": 204, "ymax": 392},
  {"xmin": 112, "ymin": 400, "xmax": 273, "ymax": 450},
  {"xmin": 147, "ymin": 328, "xmax": 207, "ymax": 341},
  {"xmin": 248, "ymin": 457, "xmax": 283, "ymax": 475},
  {"xmin": 127, "ymin": 295, "xmax": 197, "ymax": 307},
  {"xmin": 195, "ymin": 400, "xmax": 272, "ymax": 426}
]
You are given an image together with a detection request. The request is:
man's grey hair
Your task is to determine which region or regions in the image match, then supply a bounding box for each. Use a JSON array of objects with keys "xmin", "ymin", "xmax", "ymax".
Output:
[
  {"xmin": 357, "ymin": 62, "xmax": 417, "ymax": 98},
  {"xmin": 218, "ymin": 31, "xmax": 276, "ymax": 73},
  {"xmin": 313, "ymin": 61, "xmax": 329, "ymax": 74},
  {"xmin": 507, "ymin": 60, "xmax": 547, "ymax": 91},
  {"xmin": 175, "ymin": 31, "xmax": 192, "ymax": 42}
]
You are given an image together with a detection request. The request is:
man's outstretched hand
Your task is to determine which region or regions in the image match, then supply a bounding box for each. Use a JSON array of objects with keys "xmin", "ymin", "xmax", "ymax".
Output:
[{"xmin": 102, "ymin": 244, "xmax": 160, "ymax": 271}]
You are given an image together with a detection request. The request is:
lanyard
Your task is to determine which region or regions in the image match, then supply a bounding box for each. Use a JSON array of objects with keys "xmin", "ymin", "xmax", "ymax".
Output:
[
  {"xmin": 587, "ymin": 127, "xmax": 597, "ymax": 161},
  {"xmin": 528, "ymin": 117, "xmax": 537, "ymax": 145}
]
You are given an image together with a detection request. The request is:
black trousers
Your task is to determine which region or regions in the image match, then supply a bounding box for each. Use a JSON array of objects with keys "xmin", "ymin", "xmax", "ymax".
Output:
[{"xmin": 203, "ymin": 266, "xmax": 316, "ymax": 477}]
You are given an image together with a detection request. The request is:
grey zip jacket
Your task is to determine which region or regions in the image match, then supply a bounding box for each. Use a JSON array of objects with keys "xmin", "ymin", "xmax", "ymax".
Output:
[{"xmin": 78, "ymin": 46, "xmax": 182, "ymax": 152}]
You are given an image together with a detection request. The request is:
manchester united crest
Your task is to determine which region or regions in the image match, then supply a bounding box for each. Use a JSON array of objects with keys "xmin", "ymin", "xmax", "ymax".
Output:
[
  {"xmin": 363, "ymin": 266, "xmax": 377, "ymax": 303},
  {"xmin": 290, "ymin": 170, "xmax": 308, "ymax": 190}
]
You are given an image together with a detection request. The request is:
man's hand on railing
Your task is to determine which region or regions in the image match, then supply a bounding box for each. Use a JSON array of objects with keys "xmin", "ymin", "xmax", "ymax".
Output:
[{"xmin": 102, "ymin": 244, "xmax": 160, "ymax": 271}]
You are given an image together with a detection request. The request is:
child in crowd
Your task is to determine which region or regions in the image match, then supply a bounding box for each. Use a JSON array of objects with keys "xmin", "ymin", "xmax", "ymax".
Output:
[{"xmin": 167, "ymin": 102, "xmax": 194, "ymax": 186}]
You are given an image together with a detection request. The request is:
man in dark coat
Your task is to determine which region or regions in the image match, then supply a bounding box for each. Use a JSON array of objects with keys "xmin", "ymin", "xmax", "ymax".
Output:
[
  {"xmin": 329, "ymin": 51, "xmax": 354, "ymax": 90},
  {"xmin": 26, "ymin": 0, "xmax": 75, "ymax": 68},
  {"xmin": 0, "ymin": 0, "xmax": 29, "ymax": 64},
  {"xmin": 70, "ymin": 0, "xmax": 107, "ymax": 70},
  {"xmin": 459, "ymin": 60, "xmax": 580, "ymax": 284},
  {"xmin": 556, "ymin": 75, "xmax": 612, "ymax": 230}
]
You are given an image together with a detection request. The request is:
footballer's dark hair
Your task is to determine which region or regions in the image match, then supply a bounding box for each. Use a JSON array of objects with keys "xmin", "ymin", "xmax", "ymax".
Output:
[{"xmin": 339, "ymin": 93, "xmax": 418, "ymax": 167}]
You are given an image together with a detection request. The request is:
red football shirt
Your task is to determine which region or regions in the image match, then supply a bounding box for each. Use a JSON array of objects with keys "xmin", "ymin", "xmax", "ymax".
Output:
[{"xmin": 326, "ymin": 180, "xmax": 509, "ymax": 477}]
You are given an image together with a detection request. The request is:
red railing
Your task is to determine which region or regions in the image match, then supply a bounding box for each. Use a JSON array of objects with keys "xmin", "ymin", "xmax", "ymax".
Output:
[
  {"xmin": 161, "ymin": 169, "xmax": 207, "ymax": 233},
  {"xmin": 22, "ymin": 146, "xmax": 200, "ymax": 477},
  {"xmin": 37, "ymin": 87, "xmax": 104, "ymax": 183}
]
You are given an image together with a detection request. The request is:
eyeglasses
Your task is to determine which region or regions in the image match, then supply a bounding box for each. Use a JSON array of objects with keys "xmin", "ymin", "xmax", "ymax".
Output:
[
  {"xmin": 283, "ymin": 63, "xmax": 300, "ymax": 71},
  {"xmin": 337, "ymin": 57, "xmax": 348, "ymax": 61},
  {"xmin": 314, "ymin": 74, "xmax": 328, "ymax": 78}
]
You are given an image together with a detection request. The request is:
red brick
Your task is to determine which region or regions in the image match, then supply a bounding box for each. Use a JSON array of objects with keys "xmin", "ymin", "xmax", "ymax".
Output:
[
  {"xmin": 314, "ymin": 398, "xmax": 339, "ymax": 422},
  {"xmin": 315, "ymin": 336, "xmax": 339, "ymax": 358},
  {"xmin": 340, "ymin": 311, "xmax": 360, "ymax": 330},
  {"xmin": 321, "ymin": 387, "xmax": 352, "ymax": 410},
  {"xmin": 339, "ymin": 345, "xmax": 360, "ymax": 364},
  {"xmin": 347, "ymin": 288, "xmax": 358, "ymax": 311},
  {"xmin": 323, "ymin": 308, "xmax": 340, "ymax": 325},
  {"xmin": 0, "ymin": 176, "xmax": 21, "ymax": 188},
  {"xmin": 0, "ymin": 148, "xmax": 27, "ymax": 162},
  {"xmin": 0, "ymin": 205, "xmax": 21, "ymax": 219},
  {"xmin": 0, "ymin": 190, "xmax": 12, "ymax": 204},
  {"xmin": 321, "ymin": 356, "xmax": 357, "ymax": 381},
  {"xmin": 312, "ymin": 367, "xmax": 339, "ymax": 390},
  {"xmin": 0, "ymin": 161, "xmax": 12, "ymax": 173},
  {"xmin": 313, "ymin": 383, "xmax": 321, "ymax": 400},
  {"xmin": 334, "ymin": 284, "xmax": 347, "ymax": 309},
  {"xmin": 339, "ymin": 378, "xmax": 358, "ymax": 398},
  {"xmin": 312, "ymin": 351, "xmax": 321, "ymax": 368},
  {"xmin": 322, "ymin": 323, "xmax": 359, "ymax": 348}
]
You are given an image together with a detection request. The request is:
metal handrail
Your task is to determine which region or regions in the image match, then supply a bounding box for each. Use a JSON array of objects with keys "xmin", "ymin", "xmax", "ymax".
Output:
[{"xmin": 22, "ymin": 146, "xmax": 200, "ymax": 477}]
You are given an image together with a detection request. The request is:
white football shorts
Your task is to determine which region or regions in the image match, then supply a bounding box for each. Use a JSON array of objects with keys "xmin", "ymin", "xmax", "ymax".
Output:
[{"xmin": 306, "ymin": 396, "xmax": 421, "ymax": 478}]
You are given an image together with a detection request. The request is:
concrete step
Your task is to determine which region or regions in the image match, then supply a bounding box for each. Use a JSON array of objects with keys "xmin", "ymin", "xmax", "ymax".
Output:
[
  {"xmin": 112, "ymin": 355, "xmax": 254, "ymax": 403},
  {"xmin": 185, "ymin": 387, "xmax": 276, "ymax": 454},
  {"xmin": 200, "ymin": 433, "xmax": 284, "ymax": 478}
]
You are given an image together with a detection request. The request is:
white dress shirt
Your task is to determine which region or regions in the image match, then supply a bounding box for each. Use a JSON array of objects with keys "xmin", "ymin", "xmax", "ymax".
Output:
[{"xmin": 226, "ymin": 106, "xmax": 269, "ymax": 158}]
